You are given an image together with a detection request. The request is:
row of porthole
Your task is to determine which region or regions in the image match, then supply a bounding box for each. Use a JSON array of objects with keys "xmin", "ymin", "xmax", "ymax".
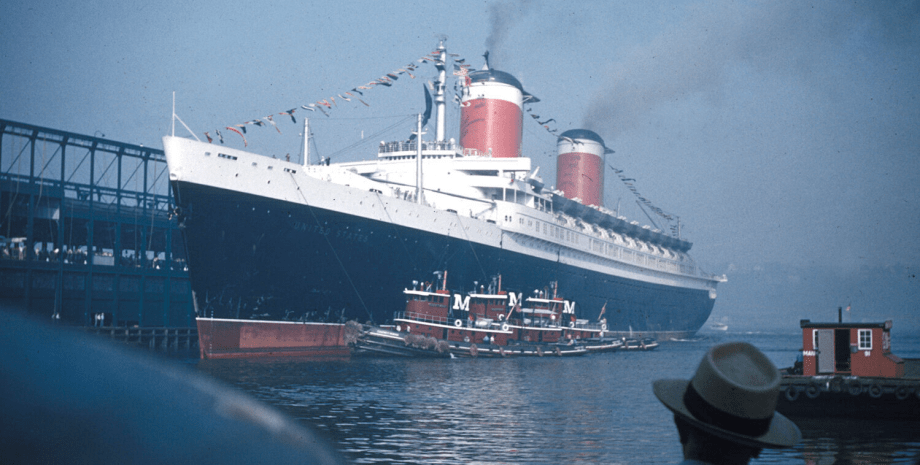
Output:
[
  {"xmin": 531, "ymin": 213, "xmax": 677, "ymax": 258},
  {"xmin": 516, "ymin": 221, "xmax": 681, "ymax": 275},
  {"xmin": 526, "ymin": 237, "xmax": 687, "ymax": 277}
]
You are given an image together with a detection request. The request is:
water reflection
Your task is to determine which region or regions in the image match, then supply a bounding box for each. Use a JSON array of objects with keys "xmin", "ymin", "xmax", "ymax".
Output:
[
  {"xmin": 789, "ymin": 418, "xmax": 920, "ymax": 465},
  {"xmin": 197, "ymin": 334, "xmax": 920, "ymax": 464},
  {"xmin": 199, "ymin": 355, "xmax": 683, "ymax": 464}
]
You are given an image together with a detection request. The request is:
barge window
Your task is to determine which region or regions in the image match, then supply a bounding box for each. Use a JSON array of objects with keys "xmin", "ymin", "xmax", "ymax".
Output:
[{"xmin": 858, "ymin": 329, "xmax": 872, "ymax": 350}]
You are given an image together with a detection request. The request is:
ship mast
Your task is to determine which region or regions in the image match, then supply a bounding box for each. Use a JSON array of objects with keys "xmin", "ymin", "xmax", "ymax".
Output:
[
  {"xmin": 434, "ymin": 39, "xmax": 447, "ymax": 142},
  {"xmin": 415, "ymin": 113, "xmax": 424, "ymax": 204},
  {"xmin": 302, "ymin": 117, "xmax": 310, "ymax": 166}
]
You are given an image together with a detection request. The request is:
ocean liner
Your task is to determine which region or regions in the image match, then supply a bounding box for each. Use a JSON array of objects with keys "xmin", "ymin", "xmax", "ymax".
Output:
[{"xmin": 165, "ymin": 41, "xmax": 725, "ymax": 355}]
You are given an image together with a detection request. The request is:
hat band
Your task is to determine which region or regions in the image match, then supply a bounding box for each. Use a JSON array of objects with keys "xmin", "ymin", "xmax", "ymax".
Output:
[{"xmin": 683, "ymin": 383, "xmax": 773, "ymax": 437}]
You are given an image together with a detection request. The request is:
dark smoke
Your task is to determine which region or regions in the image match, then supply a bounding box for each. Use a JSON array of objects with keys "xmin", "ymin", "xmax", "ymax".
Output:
[
  {"xmin": 582, "ymin": 0, "xmax": 920, "ymax": 136},
  {"xmin": 484, "ymin": 0, "xmax": 535, "ymax": 69}
]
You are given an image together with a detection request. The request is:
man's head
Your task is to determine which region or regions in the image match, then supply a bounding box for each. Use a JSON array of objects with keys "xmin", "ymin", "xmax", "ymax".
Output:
[
  {"xmin": 674, "ymin": 414, "xmax": 762, "ymax": 464},
  {"xmin": 653, "ymin": 341, "xmax": 801, "ymax": 450}
]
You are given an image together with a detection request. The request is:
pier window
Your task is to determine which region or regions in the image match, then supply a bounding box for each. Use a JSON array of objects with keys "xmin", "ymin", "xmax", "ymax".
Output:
[{"xmin": 858, "ymin": 329, "xmax": 872, "ymax": 350}]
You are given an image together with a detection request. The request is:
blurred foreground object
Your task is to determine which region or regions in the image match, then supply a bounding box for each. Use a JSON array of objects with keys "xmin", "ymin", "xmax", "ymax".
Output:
[{"xmin": 0, "ymin": 309, "xmax": 346, "ymax": 464}]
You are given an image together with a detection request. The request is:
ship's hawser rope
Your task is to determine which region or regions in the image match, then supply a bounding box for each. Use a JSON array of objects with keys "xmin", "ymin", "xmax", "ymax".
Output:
[{"xmin": 286, "ymin": 172, "xmax": 373, "ymax": 322}]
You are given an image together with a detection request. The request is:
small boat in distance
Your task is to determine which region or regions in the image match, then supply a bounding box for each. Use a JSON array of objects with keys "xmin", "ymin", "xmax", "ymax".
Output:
[
  {"xmin": 354, "ymin": 272, "xmax": 624, "ymax": 357},
  {"xmin": 620, "ymin": 337, "xmax": 659, "ymax": 351},
  {"xmin": 709, "ymin": 322, "xmax": 728, "ymax": 331}
]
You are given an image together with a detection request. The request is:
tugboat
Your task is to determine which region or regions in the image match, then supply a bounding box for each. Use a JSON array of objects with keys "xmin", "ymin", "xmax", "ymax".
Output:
[
  {"xmin": 777, "ymin": 310, "xmax": 920, "ymax": 419},
  {"xmin": 354, "ymin": 272, "xmax": 621, "ymax": 357}
]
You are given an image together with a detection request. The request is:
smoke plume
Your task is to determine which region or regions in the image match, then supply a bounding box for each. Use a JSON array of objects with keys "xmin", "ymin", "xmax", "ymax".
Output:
[
  {"xmin": 582, "ymin": 1, "xmax": 920, "ymax": 136},
  {"xmin": 484, "ymin": 0, "xmax": 535, "ymax": 69}
]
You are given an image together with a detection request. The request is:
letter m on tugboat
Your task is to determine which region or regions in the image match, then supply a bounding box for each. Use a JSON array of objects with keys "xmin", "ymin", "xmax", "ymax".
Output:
[
  {"xmin": 452, "ymin": 294, "xmax": 470, "ymax": 312},
  {"xmin": 506, "ymin": 292, "xmax": 521, "ymax": 309},
  {"xmin": 562, "ymin": 300, "xmax": 576, "ymax": 315}
]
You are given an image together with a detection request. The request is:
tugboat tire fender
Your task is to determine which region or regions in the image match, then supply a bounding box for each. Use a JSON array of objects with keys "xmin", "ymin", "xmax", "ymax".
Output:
[
  {"xmin": 554, "ymin": 346, "xmax": 562, "ymax": 356},
  {"xmin": 469, "ymin": 344, "xmax": 478, "ymax": 357},
  {"xmin": 784, "ymin": 387, "xmax": 800, "ymax": 401},
  {"xmin": 537, "ymin": 346, "xmax": 544, "ymax": 357},
  {"xmin": 805, "ymin": 384, "xmax": 821, "ymax": 399},
  {"xmin": 454, "ymin": 319, "xmax": 462, "ymax": 327},
  {"xmin": 847, "ymin": 381, "xmax": 862, "ymax": 396},
  {"xmin": 868, "ymin": 383, "xmax": 883, "ymax": 398},
  {"xmin": 895, "ymin": 386, "xmax": 910, "ymax": 400}
]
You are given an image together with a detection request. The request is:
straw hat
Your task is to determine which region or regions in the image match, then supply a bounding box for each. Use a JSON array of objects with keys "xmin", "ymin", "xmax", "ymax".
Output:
[{"xmin": 653, "ymin": 341, "xmax": 801, "ymax": 448}]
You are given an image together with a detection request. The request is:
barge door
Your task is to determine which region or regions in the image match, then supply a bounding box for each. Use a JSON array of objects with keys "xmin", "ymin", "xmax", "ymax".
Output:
[
  {"xmin": 816, "ymin": 329, "xmax": 835, "ymax": 374},
  {"xmin": 834, "ymin": 328, "xmax": 851, "ymax": 373}
]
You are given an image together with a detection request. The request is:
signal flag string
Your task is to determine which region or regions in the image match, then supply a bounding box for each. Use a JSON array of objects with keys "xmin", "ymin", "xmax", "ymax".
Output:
[
  {"xmin": 607, "ymin": 163, "xmax": 676, "ymax": 226},
  {"xmin": 204, "ymin": 49, "xmax": 443, "ymax": 147}
]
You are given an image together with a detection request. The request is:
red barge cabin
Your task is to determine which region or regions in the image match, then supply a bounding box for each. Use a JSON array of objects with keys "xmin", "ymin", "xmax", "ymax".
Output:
[
  {"xmin": 776, "ymin": 317, "xmax": 920, "ymax": 419},
  {"xmin": 799, "ymin": 319, "xmax": 903, "ymax": 378}
]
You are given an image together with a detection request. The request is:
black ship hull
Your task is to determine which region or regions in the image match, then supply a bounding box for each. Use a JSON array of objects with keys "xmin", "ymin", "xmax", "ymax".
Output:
[{"xmin": 173, "ymin": 181, "xmax": 714, "ymax": 338}]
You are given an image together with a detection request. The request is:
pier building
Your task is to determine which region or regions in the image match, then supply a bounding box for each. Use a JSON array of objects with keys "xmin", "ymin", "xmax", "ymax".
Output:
[{"xmin": 1, "ymin": 119, "xmax": 194, "ymax": 336}]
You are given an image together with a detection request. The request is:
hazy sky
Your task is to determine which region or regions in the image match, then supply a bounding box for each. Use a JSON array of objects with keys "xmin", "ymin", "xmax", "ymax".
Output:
[{"xmin": 3, "ymin": 0, "xmax": 919, "ymax": 277}]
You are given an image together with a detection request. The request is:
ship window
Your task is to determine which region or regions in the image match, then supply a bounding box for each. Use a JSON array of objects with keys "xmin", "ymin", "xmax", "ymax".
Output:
[
  {"xmin": 205, "ymin": 152, "xmax": 211, "ymax": 156},
  {"xmin": 858, "ymin": 329, "xmax": 872, "ymax": 350},
  {"xmin": 218, "ymin": 153, "xmax": 237, "ymax": 160}
]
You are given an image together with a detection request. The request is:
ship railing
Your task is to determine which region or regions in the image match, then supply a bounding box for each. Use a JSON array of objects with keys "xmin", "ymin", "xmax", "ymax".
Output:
[
  {"xmin": 378, "ymin": 140, "xmax": 459, "ymax": 154},
  {"xmin": 568, "ymin": 320, "xmax": 606, "ymax": 331},
  {"xmin": 394, "ymin": 311, "xmax": 450, "ymax": 326},
  {"xmin": 520, "ymin": 318, "xmax": 561, "ymax": 328}
]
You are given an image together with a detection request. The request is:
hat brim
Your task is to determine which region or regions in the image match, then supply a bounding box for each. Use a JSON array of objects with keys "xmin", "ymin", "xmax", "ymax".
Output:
[{"xmin": 653, "ymin": 379, "xmax": 801, "ymax": 449}]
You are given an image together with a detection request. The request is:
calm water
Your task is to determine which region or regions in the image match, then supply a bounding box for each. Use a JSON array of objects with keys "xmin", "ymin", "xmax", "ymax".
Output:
[{"xmin": 195, "ymin": 331, "xmax": 920, "ymax": 464}]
